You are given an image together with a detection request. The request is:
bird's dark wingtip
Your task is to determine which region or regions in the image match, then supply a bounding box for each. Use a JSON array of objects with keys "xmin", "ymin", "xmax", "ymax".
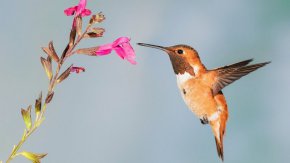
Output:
[{"xmin": 263, "ymin": 61, "xmax": 271, "ymax": 65}]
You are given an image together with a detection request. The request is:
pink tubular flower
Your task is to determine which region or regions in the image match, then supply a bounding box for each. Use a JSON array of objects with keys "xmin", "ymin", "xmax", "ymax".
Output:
[
  {"xmin": 71, "ymin": 66, "xmax": 85, "ymax": 73},
  {"xmin": 64, "ymin": 0, "xmax": 91, "ymax": 17},
  {"xmin": 96, "ymin": 37, "xmax": 137, "ymax": 65}
]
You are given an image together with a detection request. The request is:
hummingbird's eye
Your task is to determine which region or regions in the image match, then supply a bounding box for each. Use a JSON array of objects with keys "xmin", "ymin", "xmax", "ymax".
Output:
[{"xmin": 177, "ymin": 49, "xmax": 184, "ymax": 54}]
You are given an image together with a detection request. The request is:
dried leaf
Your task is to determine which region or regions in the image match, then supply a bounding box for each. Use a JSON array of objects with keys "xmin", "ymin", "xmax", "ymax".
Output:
[
  {"xmin": 42, "ymin": 42, "xmax": 59, "ymax": 62},
  {"xmin": 35, "ymin": 92, "xmax": 42, "ymax": 117},
  {"xmin": 57, "ymin": 65, "xmax": 73, "ymax": 84},
  {"xmin": 76, "ymin": 16, "xmax": 82, "ymax": 36},
  {"xmin": 41, "ymin": 47, "xmax": 51, "ymax": 57},
  {"xmin": 47, "ymin": 56, "xmax": 52, "ymax": 65},
  {"xmin": 84, "ymin": 28, "xmax": 105, "ymax": 38},
  {"xmin": 18, "ymin": 151, "xmax": 47, "ymax": 163},
  {"xmin": 48, "ymin": 41, "xmax": 59, "ymax": 62},
  {"xmin": 89, "ymin": 12, "xmax": 105, "ymax": 24},
  {"xmin": 21, "ymin": 106, "xmax": 32, "ymax": 130},
  {"xmin": 61, "ymin": 44, "xmax": 70, "ymax": 62},
  {"xmin": 45, "ymin": 92, "xmax": 54, "ymax": 104},
  {"xmin": 69, "ymin": 26, "xmax": 76, "ymax": 47},
  {"xmin": 76, "ymin": 47, "xmax": 99, "ymax": 56},
  {"xmin": 40, "ymin": 57, "xmax": 52, "ymax": 80}
]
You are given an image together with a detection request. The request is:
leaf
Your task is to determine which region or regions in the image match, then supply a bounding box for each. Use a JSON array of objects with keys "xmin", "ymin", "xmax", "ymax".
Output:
[
  {"xmin": 41, "ymin": 42, "xmax": 59, "ymax": 62},
  {"xmin": 76, "ymin": 47, "xmax": 99, "ymax": 56},
  {"xmin": 61, "ymin": 44, "xmax": 70, "ymax": 62},
  {"xmin": 35, "ymin": 117, "xmax": 45, "ymax": 127},
  {"xmin": 48, "ymin": 41, "xmax": 59, "ymax": 62},
  {"xmin": 84, "ymin": 28, "xmax": 105, "ymax": 38},
  {"xmin": 45, "ymin": 91, "xmax": 54, "ymax": 104},
  {"xmin": 89, "ymin": 12, "xmax": 105, "ymax": 24},
  {"xmin": 21, "ymin": 106, "xmax": 32, "ymax": 130},
  {"xmin": 40, "ymin": 57, "xmax": 53, "ymax": 80},
  {"xmin": 18, "ymin": 151, "xmax": 47, "ymax": 163},
  {"xmin": 69, "ymin": 26, "xmax": 76, "ymax": 47},
  {"xmin": 41, "ymin": 47, "xmax": 51, "ymax": 57},
  {"xmin": 75, "ymin": 16, "xmax": 82, "ymax": 37},
  {"xmin": 47, "ymin": 56, "xmax": 52, "ymax": 64},
  {"xmin": 35, "ymin": 92, "xmax": 42, "ymax": 117},
  {"xmin": 57, "ymin": 65, "xmax": 73, "ymax": 84}
]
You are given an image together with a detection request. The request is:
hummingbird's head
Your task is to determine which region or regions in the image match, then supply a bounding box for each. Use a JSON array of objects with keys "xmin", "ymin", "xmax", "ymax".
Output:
[{"xmin": 138, "ymin": 43, "xmax": 202, "ymax": 76}]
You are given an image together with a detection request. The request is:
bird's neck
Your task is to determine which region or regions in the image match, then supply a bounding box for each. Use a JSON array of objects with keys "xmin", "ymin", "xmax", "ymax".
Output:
[
  {"xmin": 169, "ymin": 55, "xmax": 194, "ymax": 76},
  {"xmin": 172, "ymin": 57, "xmax": 206, "ymax": 86},
  {"xmin": 188, "ymin": 57, "xmax": 207, "ymax": 77},
  {"xmin": 169, "ymin": 55, "xmax": 206, "ymax": 77}
]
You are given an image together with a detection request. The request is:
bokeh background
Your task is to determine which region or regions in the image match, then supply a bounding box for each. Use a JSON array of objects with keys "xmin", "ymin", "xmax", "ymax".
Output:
[{"xmin": 0, "ymin": 0, "xmax": 289, "ymax": 162}]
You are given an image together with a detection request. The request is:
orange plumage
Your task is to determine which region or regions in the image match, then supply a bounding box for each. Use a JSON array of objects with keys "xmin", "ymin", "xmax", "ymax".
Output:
[{"xmin": 138, "ymin": 43, "xmax": 269, "ymax": 161}]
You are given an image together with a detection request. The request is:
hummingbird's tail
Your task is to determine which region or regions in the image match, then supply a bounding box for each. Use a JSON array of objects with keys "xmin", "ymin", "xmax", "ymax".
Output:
[
  {"xmin": 210, "ymin": 92, "xmax": 229, "ymax": 161},
  {"xmin": 210, "ymin": 118, "xmax": 226, "ymax": 161}
]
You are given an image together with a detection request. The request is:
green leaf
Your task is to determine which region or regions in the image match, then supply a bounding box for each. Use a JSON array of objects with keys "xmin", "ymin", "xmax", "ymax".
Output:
[
  {"xmin": 18, "ymin": 151, "xmax": 47, "ymax": 163},
  {"xmin": 35, "ymin": 117, "xmax": 45, "ymax": 127},
  {"xmin": 21, "ymin": 106, "xmax": 32, "ymax": 130}
]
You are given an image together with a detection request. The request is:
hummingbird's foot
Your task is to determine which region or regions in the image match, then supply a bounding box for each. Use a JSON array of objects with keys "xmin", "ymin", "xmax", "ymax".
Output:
[{"xmin": 200, "ymin": 116, "xmax": 209, "ymax": 125}]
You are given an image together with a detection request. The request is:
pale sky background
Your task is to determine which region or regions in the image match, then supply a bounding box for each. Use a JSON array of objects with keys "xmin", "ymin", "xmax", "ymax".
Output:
[{"xmin": 0, "ymin": 0, "xmax": 289, "ymax": 163}]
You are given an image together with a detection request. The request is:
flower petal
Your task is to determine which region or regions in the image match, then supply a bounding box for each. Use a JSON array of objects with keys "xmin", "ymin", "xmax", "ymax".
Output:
[
  {"xmin": 81, "ymin": 9, "xmax": 92, "ymax": 17},
  {"xmin": 75, "ymin": 0, "xmax": 87, "ymax": 15},
  {"xmin": 112, "ymin": 37, "xmax": 130, "ymax": 47},
  {"xmin": 121, "ymin": 43, "xmax": 137, "ymax": 64},
  {"xmin": 95, "ymin": 43, "xmax": 114, "ymax": 55},
  {"xmin": 64, "ymin": 0, "xmax": 91, "ymax": 17},
  {"xmin": 71, "ymin": 66, "xmax": 85, "ymax": 73},
  {"xmin": 114, "ymin": 46, "xmax": 126, "ymax": 59},
  {"xmin": 95, "ymin": 37, "xmax": 136, "ymax": 64},
  {"xmin": 64, "ymin": 6, "xmax": 78, "ymax": 16}
]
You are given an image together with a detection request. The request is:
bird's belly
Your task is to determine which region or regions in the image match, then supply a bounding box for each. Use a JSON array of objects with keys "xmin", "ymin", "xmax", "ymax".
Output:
[{"xmin": 178, "ymin": 80, "xmax": 217, "ymax": 119}]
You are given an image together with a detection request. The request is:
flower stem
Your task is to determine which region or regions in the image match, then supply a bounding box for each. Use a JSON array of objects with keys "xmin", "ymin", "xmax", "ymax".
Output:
[{"xmin": 5, "ymin": 24, "xmax": 92, "ymax": 163}]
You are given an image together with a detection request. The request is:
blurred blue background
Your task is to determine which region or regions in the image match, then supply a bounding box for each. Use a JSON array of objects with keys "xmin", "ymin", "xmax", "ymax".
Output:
[{"xmin": 0, "ymin": 0, "xmax": 289, "ymax": 162}]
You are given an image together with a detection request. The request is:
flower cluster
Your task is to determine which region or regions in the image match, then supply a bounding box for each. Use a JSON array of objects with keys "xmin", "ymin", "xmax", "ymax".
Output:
[
  {"xmin": 4, "ymin": 0, "xmax": 136, "ymax": 163},
  {"xmin": 64, "ymin": 0, "xmax": 136, "ymax": 73}
]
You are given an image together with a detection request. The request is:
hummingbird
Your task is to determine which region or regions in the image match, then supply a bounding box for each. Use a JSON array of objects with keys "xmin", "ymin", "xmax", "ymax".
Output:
[{"xmin": 138, "ymin": 43, "xmax": 270, "ymax": 161}]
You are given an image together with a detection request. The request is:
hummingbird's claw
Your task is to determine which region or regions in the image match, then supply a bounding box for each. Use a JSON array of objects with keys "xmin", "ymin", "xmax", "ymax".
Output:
[{"xmin": 200, "ymin": 116, "xmax": 209, "ymax": 125}]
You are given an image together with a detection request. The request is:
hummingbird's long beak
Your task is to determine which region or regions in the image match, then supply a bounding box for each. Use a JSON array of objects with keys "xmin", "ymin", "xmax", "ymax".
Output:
[{"xmin": 137, "ymin": 43, "xmax": 171, "ymax": 53}]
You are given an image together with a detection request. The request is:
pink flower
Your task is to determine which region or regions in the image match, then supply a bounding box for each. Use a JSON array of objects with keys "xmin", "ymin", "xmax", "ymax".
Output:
[
  {"xmin": 64, "ymin": 0, "xmax": 91, "ymax": 17},
  {"xmin": 96, "ymin": 37, "xmax": 137, "ymax": 65},
  {"xmin": 71, "ymin": 66, "xmax": 85, "ymax": 73}
]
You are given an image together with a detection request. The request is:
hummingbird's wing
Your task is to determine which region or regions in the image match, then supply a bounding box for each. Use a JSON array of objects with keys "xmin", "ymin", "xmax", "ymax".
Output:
[
  {"xmin": 212, "ymin": 58, "xmax": 253, "ymax": 70},
  {"xmin": 209, "ymin": 59, "xmax": 270, "ymax": 95}
]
